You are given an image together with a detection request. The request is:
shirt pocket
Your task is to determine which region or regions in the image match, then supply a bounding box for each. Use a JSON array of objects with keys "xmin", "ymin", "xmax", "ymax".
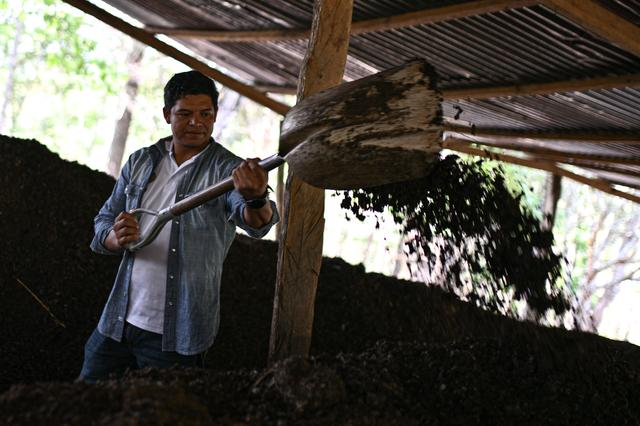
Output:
[{"xmin": 124, "ymin": 183, "xmax": 143, "ymax": 211}]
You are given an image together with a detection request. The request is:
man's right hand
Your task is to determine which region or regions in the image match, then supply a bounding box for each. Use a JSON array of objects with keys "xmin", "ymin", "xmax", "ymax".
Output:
[{"xmin": 104, "ymin": 211, "xmax": 140, "ymax": 251}]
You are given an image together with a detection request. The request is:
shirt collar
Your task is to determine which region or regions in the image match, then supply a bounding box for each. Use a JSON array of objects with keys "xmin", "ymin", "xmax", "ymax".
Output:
[{"xmin": 164, "ymin": 138, "xmax": 212, "ymax": 167}]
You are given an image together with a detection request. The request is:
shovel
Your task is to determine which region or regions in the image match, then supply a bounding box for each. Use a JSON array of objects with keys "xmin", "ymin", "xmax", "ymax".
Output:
[{"xmin": 127, "ymin": 59, "xmax": 443, "ymax": 251}]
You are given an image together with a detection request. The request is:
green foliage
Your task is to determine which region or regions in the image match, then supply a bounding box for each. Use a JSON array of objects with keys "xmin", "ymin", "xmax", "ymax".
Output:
[
  {"xmin": 500, "ymin": 163, "xmax": 546, "ymax": 219},
  {"xmin": 1, "ymin": 0, "xmax": 129, "ymax": 104},
  {"xmin": 5, "ymin": 0, "xmax": 121, "ymax": 94},
  {"xmin": 0, "ymin": 0, "xmax": 147, "ymax": 169}
]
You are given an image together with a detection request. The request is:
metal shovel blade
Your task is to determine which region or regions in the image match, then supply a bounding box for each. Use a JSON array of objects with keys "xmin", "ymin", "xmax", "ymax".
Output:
[
  {"xmin": 127, "ymin": 60, "xmax": 442, "ymax": 251},
  {"xmin": 280, "ymin": 59, "xmax": 443, "ymax": 190}
]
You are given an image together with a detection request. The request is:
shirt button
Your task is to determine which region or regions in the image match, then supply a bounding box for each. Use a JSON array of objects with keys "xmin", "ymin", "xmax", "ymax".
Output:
[
  {"xmin": 174, "ymin": 220, "xmax": 180, "ymax": 225},
  {"xmin": 171, "ymin": 248, "xmax": 176, "ymax": 252},
  {"xmin": 168, "ymin": 302, "xmax": 173, "ymax": 306},
  {"xmin": 169, "ymin": 275, "xmax": 174, "ymax": 279},
  {"xmin": 118, "ymin": 316, "xmax": 123, "ymax": 321}
]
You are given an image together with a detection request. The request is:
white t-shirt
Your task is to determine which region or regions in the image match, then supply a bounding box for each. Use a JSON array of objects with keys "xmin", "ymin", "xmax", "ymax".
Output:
[{"xmin": 126, "ymin": 142, "xmax": 208, "ymax": 333}]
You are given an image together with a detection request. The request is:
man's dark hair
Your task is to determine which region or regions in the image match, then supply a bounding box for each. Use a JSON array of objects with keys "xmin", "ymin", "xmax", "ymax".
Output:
[{"xmin": 163, "ymin": 70, "xmax": 219, "ymax": 110}]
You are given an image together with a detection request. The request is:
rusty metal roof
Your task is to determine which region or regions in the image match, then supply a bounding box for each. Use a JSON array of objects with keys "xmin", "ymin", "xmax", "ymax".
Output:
[{"xmin": 90, "ymin": 0, "xmax": 640, "ymax": 196}]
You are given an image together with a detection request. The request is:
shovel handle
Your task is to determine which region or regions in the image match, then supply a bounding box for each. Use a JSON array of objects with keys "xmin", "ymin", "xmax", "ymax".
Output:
[
  {"xmin": 127, "ymin": 154, "xmax": 285, "ymax": 252},
  {"xmin": 169, "ymin": 154, "xmax": 285, "ymax": 216}
]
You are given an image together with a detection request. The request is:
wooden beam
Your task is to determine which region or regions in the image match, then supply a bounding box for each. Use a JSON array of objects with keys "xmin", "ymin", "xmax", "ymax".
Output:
[
  {"xmin": 444, "ymin": 139, "xmax": 640, "ymax": 204},
  {"xmin": 61, "ymin": 0, "xmax": 290, "ymax": 116},
  {"xmin": 496, "ymin": 147, "xmax": 640, "ymax": 181},
  {"xmin": 577, "ymin": 163, "xmax": 640, "ymax": 180},
  {"xmin": 269, "ymin": 0, "xmax": 352, "ymax": 364},
  {"xmin": 144, "ymin": 26, "xmax": 310, "ymax": 42},
  {"xmin": 599, "ymin": 176, "xmax": 640, "ymax": 192},
  {"xmin": 541, "ymin": 0, "xmax": 640, "ymax": 57},
  {"xmin": 458, "ymin": 139, "xmax": 640, "ymax": 166},
  {"xmin": 443, "ymin": 73, "xmax": 640, "ymax": 100},
  {"xmin": 351, "ymin": 0, "xmax": 537, "ymax": 34},
  {"xmin": 253, "ymin": 84, "xmax": 298, "ymax": 95},
  {"xmin": 444, "ymin": 125, "xmax": 640, "ymax": 144},
  {"xmin": 445, "ymin": 129, "xmax": 640, "ymax": 179},
  {"xmin": 145, "ymin": 0, "xmax": 537, "ymax": 42}
]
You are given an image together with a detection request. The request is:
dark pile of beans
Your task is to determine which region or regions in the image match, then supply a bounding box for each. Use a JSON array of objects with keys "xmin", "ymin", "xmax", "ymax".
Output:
[
  {"xmin": 0, "ymin": 134, "xmax": 119, "ymax": 388},
  {"xmin": 339, "ymin": 154, "xmax": 570, "ymax": 317},
  {"xmin": 0, "ymin": 134, "xmax": 514, "ymax": 388},
  {"xmin": 3, "ymin": 333, "xmax": 640, "ymax": 425},
  {"xmin": 3, "ymin": 134, "xmax": 640, "ymax": 425}
]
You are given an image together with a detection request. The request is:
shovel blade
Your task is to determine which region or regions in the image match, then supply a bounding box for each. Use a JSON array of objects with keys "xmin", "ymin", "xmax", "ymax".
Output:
[{"xmin": 280, "ymin": 60, "xmax": 443, "ymax": 189}]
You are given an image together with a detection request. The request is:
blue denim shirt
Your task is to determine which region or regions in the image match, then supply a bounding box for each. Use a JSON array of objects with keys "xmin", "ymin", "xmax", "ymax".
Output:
[{"xmin": 90, "ymin": 137, "xmax": 279, "ymax": 355}]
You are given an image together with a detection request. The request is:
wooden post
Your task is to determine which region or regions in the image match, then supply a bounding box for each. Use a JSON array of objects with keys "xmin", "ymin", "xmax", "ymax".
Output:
[
  {"xmin": 268, "ymin": 0, "xmax": 353, "ymax": 364},
  {"xmin": 275, "ymin": 163, "xmax": 285, "ymax": 239}
]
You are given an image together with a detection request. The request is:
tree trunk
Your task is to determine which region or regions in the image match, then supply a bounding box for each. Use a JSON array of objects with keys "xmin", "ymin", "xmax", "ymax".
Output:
[
  {"xmin": 542, "ymin": 173, "xmax": 562, "ymax": 230},
  {"xmin": 0, "ymin": 13, "xmax": 24, "ymax": 133},
  {"xmin": 106, "ymin": 43, "xmax": 144, "ymax": 177},
  {"xmin": 212, "ymin": 89, "xmax": 241, "ymax": 141},
  {"xmin": 392, "ymin": 236, "xmax": 406, "ymax": 277},
  {"xmin": 269, "ymin": 0, "xmax": 352, "ymax": 365},
  {"xmin": 575, "ymin": 206, "xmax": 640, "ymax": 331},
  {"xmin": 592, "ymin": 211, "xmax": 640, "ymax": 328},
  {"xmin": 591, "ymin": 281, "xmax": 622, "ymax": 329}
]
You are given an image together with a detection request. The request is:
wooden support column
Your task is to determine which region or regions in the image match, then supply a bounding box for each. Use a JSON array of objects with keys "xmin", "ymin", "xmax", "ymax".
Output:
[{"xmin": 269, "ymin": 0, "xmax": 352, "ymax": 364}]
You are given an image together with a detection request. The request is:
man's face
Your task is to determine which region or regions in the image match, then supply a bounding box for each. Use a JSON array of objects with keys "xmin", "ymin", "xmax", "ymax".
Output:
[{"xmin": 163, "ymin": 94, "xmax": 217, "ymax": 151}]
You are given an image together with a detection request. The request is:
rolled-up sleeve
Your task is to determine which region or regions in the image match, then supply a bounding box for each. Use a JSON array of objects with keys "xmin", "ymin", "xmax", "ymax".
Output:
[
  {"xmin": 89, "ymin": 158, "xmax": 132, "ymax": 255},
  {"xmin": 226, "ymin": 189, "xmax": 279, "ymax": 238}
]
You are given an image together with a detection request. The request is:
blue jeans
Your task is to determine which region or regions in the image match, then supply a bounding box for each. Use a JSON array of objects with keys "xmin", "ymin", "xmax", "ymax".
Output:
[{"xmin": 79, "ymin": 323, "xmax": 204, "ymax": 383}]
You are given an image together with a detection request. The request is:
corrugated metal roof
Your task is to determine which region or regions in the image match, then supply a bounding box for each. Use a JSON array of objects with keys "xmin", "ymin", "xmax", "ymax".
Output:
[
  {"xmin": 451, "ymin": 133, "xmax": 640, "ymax": 158},
  {"xmin": 98, "ymin": 0, "xmax": 640, "ymax": 192},
  {"xmin": 444, "ymin": 88, "xmax": 640, "ymax": 130},
  {"xmin": 105, "ymin": 1, "xmax": 640, "ymax": 87},
  {"xmin": 596, "ymin": 0, "xmax": 640, "ymax": 25},
  {"xmin": 350, "ymin": 5, "xmax": 640, "ymax": 87}
]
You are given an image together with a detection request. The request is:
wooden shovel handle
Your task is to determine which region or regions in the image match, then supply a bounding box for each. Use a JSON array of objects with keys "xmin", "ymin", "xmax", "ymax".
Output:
[{"xmin": 169, "ymin": 154, "xmax": 285, "ymax": 216}]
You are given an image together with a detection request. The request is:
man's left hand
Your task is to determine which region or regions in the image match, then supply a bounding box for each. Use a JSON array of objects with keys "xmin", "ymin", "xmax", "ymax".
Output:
[{"xmin": 232, "ymin": 158, "xmax": 268, "ymax": 199}]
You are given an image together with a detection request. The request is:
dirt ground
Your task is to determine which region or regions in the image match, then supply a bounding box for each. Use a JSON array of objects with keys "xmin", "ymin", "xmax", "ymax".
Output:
[{"xmin": 1, "ymin": 135, "xmax": 639, "ymax": 425}]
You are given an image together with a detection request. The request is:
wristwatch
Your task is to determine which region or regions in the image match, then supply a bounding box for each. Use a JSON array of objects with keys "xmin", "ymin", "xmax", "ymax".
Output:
[{"xmin": 245, "ymin": 192, "xmax": 269, "ymax": 209}]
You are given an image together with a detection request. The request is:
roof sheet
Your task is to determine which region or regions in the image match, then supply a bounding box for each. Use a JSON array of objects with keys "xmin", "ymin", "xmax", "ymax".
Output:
[{"xmin": 99, "ymin": 0, "xmax": 640, "ymax": 192}]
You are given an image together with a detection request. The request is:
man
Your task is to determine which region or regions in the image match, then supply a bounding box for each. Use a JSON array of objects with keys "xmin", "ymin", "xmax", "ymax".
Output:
[{"xmin": 79, "ymin": 70, "xmax": 278, "ymax": 382}]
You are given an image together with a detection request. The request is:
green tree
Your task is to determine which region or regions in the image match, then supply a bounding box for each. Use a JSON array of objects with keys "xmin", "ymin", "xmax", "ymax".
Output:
[
  {"xmin": 497, "ymin": 163, "xmax": 640, "ymax": 335},
  {"xmin": 0, "ymin": 0, "xmax": 120, "ymax": 129},
  {"xmin": 0, "ymin": 0, "xmax": 132, "ymax": 166},
  {"xmin": 553, "ymin": 180, "xmax": 640, "ymax": 332}
]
